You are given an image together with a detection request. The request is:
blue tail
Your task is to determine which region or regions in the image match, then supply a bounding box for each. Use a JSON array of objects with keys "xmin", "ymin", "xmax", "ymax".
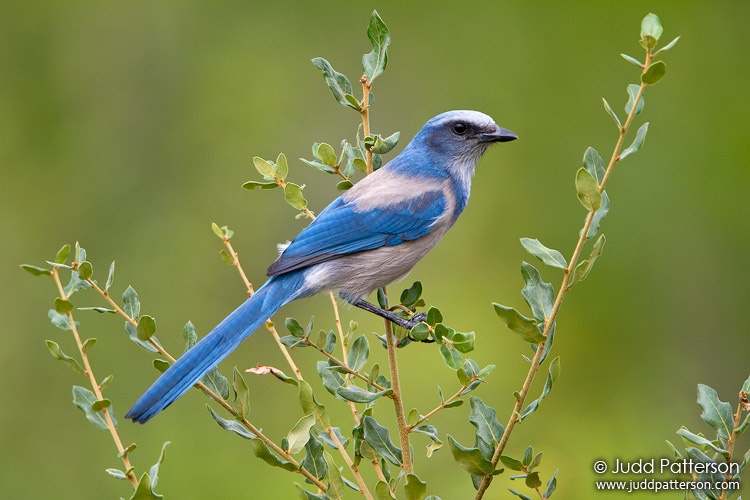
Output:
[{"xmin": 126, "ymin": 272, "xmax": 307, "ymax": 423}]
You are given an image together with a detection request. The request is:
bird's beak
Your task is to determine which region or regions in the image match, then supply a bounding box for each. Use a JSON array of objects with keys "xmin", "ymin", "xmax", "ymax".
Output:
[{"xmin": 480, "ymin": 126, "xmax": 518, "ymax": 143}]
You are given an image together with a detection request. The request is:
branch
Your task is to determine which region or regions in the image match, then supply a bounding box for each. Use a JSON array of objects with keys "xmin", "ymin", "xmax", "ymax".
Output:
[{"xmin": 474, "ymin": 44, "xmax": 657, "ymax": 500}]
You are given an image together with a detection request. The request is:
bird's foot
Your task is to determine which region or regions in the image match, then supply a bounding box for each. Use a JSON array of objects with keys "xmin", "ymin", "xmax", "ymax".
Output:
[{"xmin": 396, "ymin": 312, "xmax": 426, "ymax": 330}]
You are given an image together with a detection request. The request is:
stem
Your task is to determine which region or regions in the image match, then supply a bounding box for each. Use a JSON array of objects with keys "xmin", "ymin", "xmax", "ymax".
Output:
[
  {"xmin": 408, "ymin": 383, "xmax": 472, "ymax": 431},
  {"xmin": 328, "ymin": 427, "xmax": 373, "ymax": 500},
  {"xmin": 474, "ymin": 49, "xmax": 655, "ymax": 500},
  {"xmin": 52, "ymin": 267, "xmax": 139, "ymax": 489},
  {"xmin": 359, "ymin": 76, "xmax": 373, "ymax": 175},
  {"xmin": 384, "ymin": 308, "xmax": 413, "ymax": 474},
  {"xmin": 718, "ymin": 400, "xmax": 745, "ymax": 500}
]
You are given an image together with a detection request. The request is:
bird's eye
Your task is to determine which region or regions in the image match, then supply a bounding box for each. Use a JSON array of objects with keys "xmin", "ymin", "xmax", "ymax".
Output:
[{"xmin": 452, "ymin": 122, "xmax": 468, "ymax": 135}]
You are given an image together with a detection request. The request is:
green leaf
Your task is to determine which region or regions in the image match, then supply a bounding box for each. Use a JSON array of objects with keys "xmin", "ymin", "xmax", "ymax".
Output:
[
  {"xmin": 586, "ymin": 191, "xmax": 609, "ymax": 240},
  {"xmin": 469, "ymin": 397, "xmax": 504, "ymax": 461},
  {"xmin": 299, "ymin": 380, "xmax": 330, "ymax": 427},
  {"xmin": 508, "ymin": 489, "xmax": 533, "ymax": 500},
  {"xmin": 286, "ymin": 317, "xmax": 306, "ymax": 337},
  {"xmin": 642, "ymin": 61, "xmax": 667, "ymax": 85},
  {"xmin": 311, "ymin": 57, "xmax": 357, "ymax": 110},
  {"xmin": 583, "ymin": 147, "xmax": 605, "ymax": 183},
  {"xmin": 301, "ymin": 434, "xmax": 327, "ymax": 480},
  {"xmin": 602, "ymin": 98, "xmax": 622, "ymax": 129},
  {"xmin": 655, "ymin": 36, "xmax": 680, "ymax": 55},
  {"xmin": 439, "ymin": 344, "xmax": 462, "ymax": 370},
  {"xmin": 426, "ymin": 307, "xmax": 443, "ymax": 327},
  {"xmin": 620, "ymin": 122, "xmax": 649, "ymax": 160},
  {"xmin": 697, "ymin": 384, "xmax": 734, "ymax": 441},
  {"xmin": 375, "ymin": 481, "xmax": 396, "ymax": 500},
  {"xmin": 625, "ymin": 84, "xmax": 644, "ymax": 115},
  {"xmin": 493, "ymin": 303, "xmax": 544, "ymax": 343},
  {"xmin": 620, "ymin": 53, "xmax": 643, "ymax": 68},
  {"xmin": 207, "ymin": 406, "xmax": 255, "ymax": 439},
  {"xmin": 183, "ymin": 320, "xmax": 198, "ymax": 350},
  {"xmin": 314, "ymin": 143, "xmax": 337, "ymax": 167},
  {"xmin": 640, "ymin": 13, "xmax": 664, "ymax": 47},
  {"xmin": 336, "ymin": 180, "xmax": 353, "ymax": 191},
  {"xmin": 362, "ymin": 10, "xmax": 390, "ymax": 83},
  {"xmin": 251, "ymin": 438, "xmax": 297, "ymax": 471},
  {"xmin": 410, "ymin": 322, "xmax": 430, "ymax": 341},
  {"xmin": 500, "ymin": 455, "xmax": 524, "ymax": 471},
  {"xmin": 153, "ymin": 359, "xmax": 169, "ymax": 373},
  {"xmin": 571, "ymin": 234, "xmax": 606, "ymax": 286},
  {"xmin": 284, "ymin": 182, "xmax": 308, "ymax": 210},
  {"xmin": 202, "ymin": 365, "xmax": 230, "ymax": 400},
  {"xmin": 147, "ymin": 441, "xmax": 170, "ymax": 493},
  {"xmin": 413, "ymin": 424, "xmax": 443, "ymax": 457},
  {"xmin": 72, "ymin": 385, "xmax": 112, "ymax": 430},
  {"xmin": 276, "ymin": 153, "xmax": 289, "ymax": 181},
  {"xmin": 348, "ymin": 335, "xmax": 370, "ymax": 372},
  {"xmin": 371, "ymin": 132, "xmax": 400, "ymax": 155},
  {"xmin": 77, "ymin": 261, "xmax": 93, "ymax": 280},
  {"xmin": 405, "ymin": 474, "xmax": 427, "ymax": 500},
  {"xmin": 317, "ymin": 361, "xmax": 344, "ymax": 395},
  {"xmin": 447, "ymin": 435, "xmax": 494, "ymax": 475},
  {"xmin": 130, "ymin": 472, "xmax": 162, "ymax": 500},
  {"xmin": 521, "ymin": 262, "xmax": 555, "ymax": 322},
  {"xmin": 211, "ymin": 222, "xmax": 224, "ymax": 238},
  {"xmin": 337, "ymin": 385, "xmax": 393, "ymax": 403},
  {"xmin": 676, "ymin": 428, "xmax": 729, "ymax": 456},
  {"xmin": 105, "ymin": 468, "xmax": 128, "ymax": 480},
  {"xmin": 545, "ymin": 470, "xmax": 558, "ymax": 498},
  {"xmin": 525, "ymin": 471, "xmax": 542, "ymax": 489},
  {"xmin": 520, "ymin": 238, "xmax": 567, "ymax": 270},
  {"xmin": 575, "ymin": 167, "xmax": 602, "ymax": 211},
  {"xmin": 54, "ymin": 297, "xmax": 74, "ymax": 314},
  {"xmin": 323, "ymin": 451, "xmax": 346, "ymax": 499},
  {"xmin": 232, "ymin": 367, "xmax": 251, "ymax": 418},
  {"xmin": 287, "ymin": 414, "xmax": 316, "ymax": 455},
  {"xmin": 105, "ymin": 261, "xmax": 115, "ymax": 292},
  {"xmin": 55, "ymin": 244, "xmax": 71, "ymax": 264},
  {"xmin": 45, "ymin": 340, "xmax": 84, "ymax": 373},
  {"xmin": 252, "ymin": 156, "xmax": 276, "ymax": 178},
  {"xmin": 300, "ymin": 158, "xmax": 336, "ymax": 174},
  {"xmin": 452, "ymin": 332, "xmax": 475, "ymax": 353},
  {"xmin": 363, "ymin": 416, "xmax": 402, "ymax": 466},
  {"xmin": 295, "ymin": 485, "xmax": 328, "ymax": 500},
  {"xmin": 123, "ymin": 286, "xmax": 140, "ymax": 319},
  {"xmin": 136, "ymin": 315, "xmax": 157, "ymax": 341},
  {"xmin": 400, "ymin": 281, "xmax": 422, "ymax": 308},
  {"xmin": 48, "ymin": 309, "xmax": 73, "ymax": 330},
  {"xmin": 21, "ymin": 264, "xmax": 52, "ymax": 276},
  {"xmin": 242, "ymin": 180, "xmax": 279, "ymax": 190}
]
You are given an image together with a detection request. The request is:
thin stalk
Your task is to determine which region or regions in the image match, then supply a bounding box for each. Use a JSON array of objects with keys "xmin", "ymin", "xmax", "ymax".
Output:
[
  {"xmin": 384, "ymin": 313, "xmax": 413, "ymax": 474},
  {"xmin": 359, "ymin": 76, "xmax": 373, "ymax": 174},
  {"xmin": 327, "ymin": 427, "xmax": 373, "ymax": 500},
  {"xmin": 52, "ymin": 267, "xmax": 139, "ymax": 489},
  {"xmin": 408, "ymin": 382, "xmax": 474, "ymax": 432},
  {"xmin": 474, "ymin": 48, "xmax": 655, "ymax": 500},
  {"xmin": 718, "ymin": 400, "xmax": 745, "ymax": 500}
]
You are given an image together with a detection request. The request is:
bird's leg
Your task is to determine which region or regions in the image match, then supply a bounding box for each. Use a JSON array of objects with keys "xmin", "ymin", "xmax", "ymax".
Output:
[{"xmin": 349, "ymin": 298, "xmax": 427, "ymax": 330}]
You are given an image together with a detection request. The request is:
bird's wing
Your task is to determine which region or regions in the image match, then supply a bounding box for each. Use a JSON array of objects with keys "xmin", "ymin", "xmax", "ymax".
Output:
[{"xmin": 267, "ymin": 187, "xmax": 447, "ymax": 276}]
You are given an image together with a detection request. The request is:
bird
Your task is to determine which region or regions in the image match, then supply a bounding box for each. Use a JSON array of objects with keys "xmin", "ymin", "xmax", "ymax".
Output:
[{"xmin": 126, "ymin": 110, "xmax": 517, "ymax": 423}]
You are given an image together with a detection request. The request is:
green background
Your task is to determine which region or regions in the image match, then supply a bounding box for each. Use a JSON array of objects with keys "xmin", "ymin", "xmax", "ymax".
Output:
[{"xmin": 3, "ymin": 1, "xmax": 749, "ymax": 498}]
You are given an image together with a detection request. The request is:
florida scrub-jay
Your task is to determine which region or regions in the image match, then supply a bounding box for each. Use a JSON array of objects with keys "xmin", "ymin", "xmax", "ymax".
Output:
[{"xmin": 126, "ymin": 110, "xmax": 517, "ymax": 423}]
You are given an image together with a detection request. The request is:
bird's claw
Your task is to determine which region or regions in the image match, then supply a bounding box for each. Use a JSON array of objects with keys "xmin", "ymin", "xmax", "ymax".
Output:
[{"xmin": 397, "ymin": 312, "xmax": 427, "ymax": 330}]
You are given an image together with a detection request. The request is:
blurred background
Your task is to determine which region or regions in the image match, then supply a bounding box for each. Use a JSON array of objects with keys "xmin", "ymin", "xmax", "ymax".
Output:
[{"xmin": 3, "ymin": 1, "xmax": 749, "ymax": 498}]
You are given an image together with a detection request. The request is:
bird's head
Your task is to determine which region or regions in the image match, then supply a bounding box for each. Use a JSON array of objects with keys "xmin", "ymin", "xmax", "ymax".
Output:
[
  {"xmin": 417, "ymin": 110, "xmax": 517, "ymax": 158},
  {"xmin": 396, "ymin": 110, "xmax": 517, "ymax": 189}
]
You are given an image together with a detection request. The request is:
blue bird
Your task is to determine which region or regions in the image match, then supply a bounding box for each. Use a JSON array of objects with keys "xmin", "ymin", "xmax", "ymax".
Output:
[{"xmin": 126, "ymin": 110, "xmax": 517, "ymax": 423}]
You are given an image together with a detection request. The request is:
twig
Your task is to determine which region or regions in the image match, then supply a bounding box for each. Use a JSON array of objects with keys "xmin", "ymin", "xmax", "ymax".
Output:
[
  {"xmin": 473, "ymin": 46, "xmax": 656, "ymax": 500},
  {"xmin": 359, "ymin": 76, "xmax": 373, "ymax": 174},
  {"xmin": 383, "ymin": 301, "xmax": 413, "ymax": 474},
  {"xmin": 52, "ymin": 267, "xmax": 139, "ymax": 489}
]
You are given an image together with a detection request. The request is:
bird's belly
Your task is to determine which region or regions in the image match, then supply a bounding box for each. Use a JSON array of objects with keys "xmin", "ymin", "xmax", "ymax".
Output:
[{"xmin": 303, "ymin": 227, "xmax": 449, "ymax": 300}]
